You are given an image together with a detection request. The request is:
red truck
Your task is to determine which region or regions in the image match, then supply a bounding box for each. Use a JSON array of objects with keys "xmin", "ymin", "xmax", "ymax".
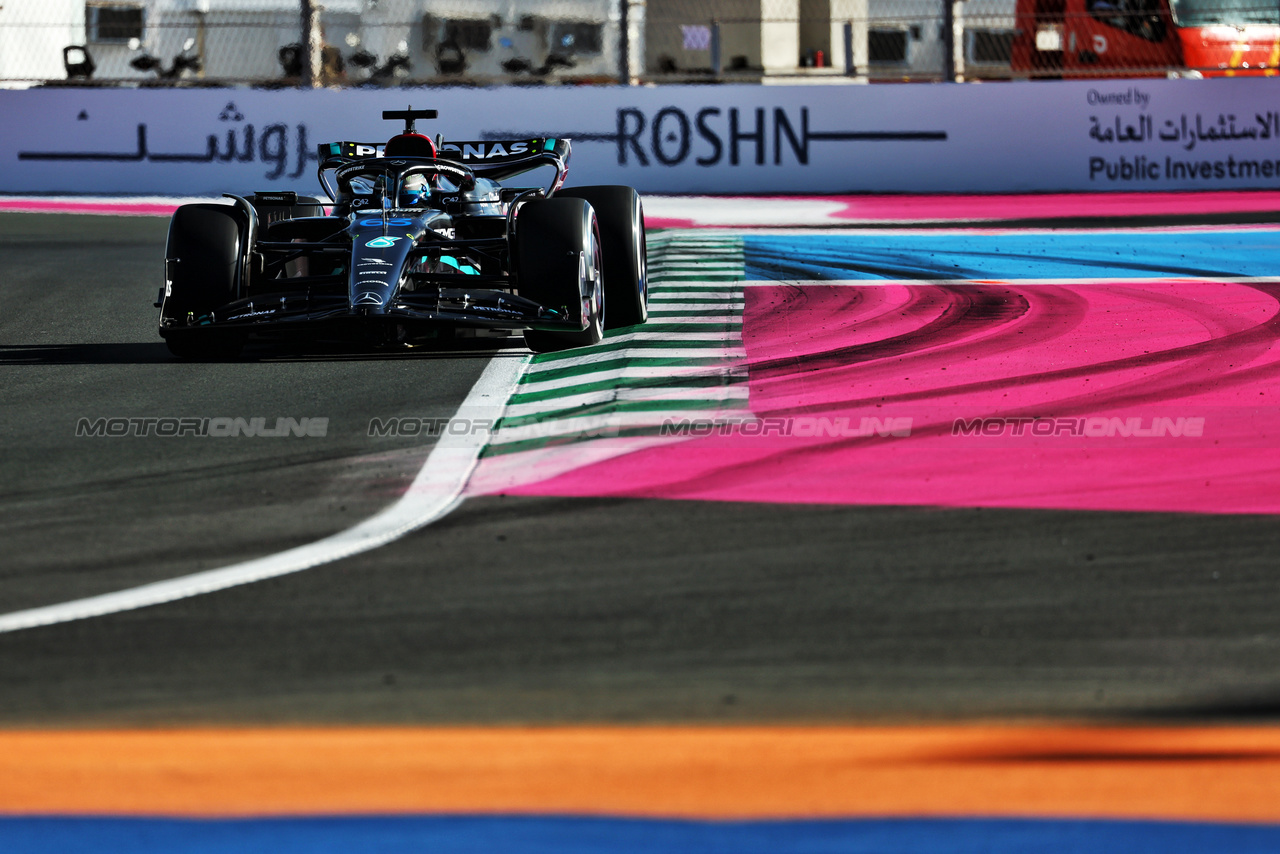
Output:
[{"xmin": 1011, "ymin": 0, "xmax": 1280, "ymax": 76}]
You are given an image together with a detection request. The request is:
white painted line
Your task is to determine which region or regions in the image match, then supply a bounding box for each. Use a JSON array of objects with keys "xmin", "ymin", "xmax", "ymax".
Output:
[
  {"xmin": 503, "ymin": 385, "xmax": 750, "ymax": 420},
  {"xmin": 634, "ymin": 313, "xmax": 741, "ymax": 324},
  {"xmin": 651, "ymin": 250, "xmax": 743, "ymax": 257},
  {"xmin": 648, "ymin": 255, "xmax": 742, "ymax": 262},
  {"xmin": 521, "ymin": 363, "xmax": 746, "ymax": 391},
  {"xmin": 532, "ymin": 346, "xmax": 746, "ymax": 369},
  {"xmin": 650, "ymin": 275, "xmax": 742, "ymax": 281},
  {"xmin": 647, "ymin": 302, "xmax": 747, "ymax": 311},
  {"xmin": 648, "ymin": 291, "xmax": 744, "ymax": 300},
  {"xmin": 650, "ymin": 285, "xmax": 743, "ymax": 291},
  {"xmin": 648, "ymin": 239, "xmax": 745, "ymax": 245},
  {"xmin": 651, "ymin": 243, "xmax": 742, "ymax": 247},
  {"xmin": 467, "ymin": 436, "xmax": 684, "ymax": 497},
  {"xmin": 647, "ymin": 299, "xmax": 744, "ymax": 305},
  {"xmin": 490, "ymin": 406, "xmax": 752, "ymax": 445},
  {"xmin": 651, "ymin": 276, "xmax": 745, "ymax": 282},
  {"xmin": 643, "ymin": 196, "xmax": 849, "ymax": 226},
  {"xmin": 647, "ymin": 237, "xmax": 745, "ymax": 244},
  {"xmin": 650, "ymin": 287, "xmax": 744, "ymax": 291},
  {"xmin": 650, "ymin": 270, "xmax": 745, "ymax": 278},
  {"xmin": 0, "ymin": 354, "xmax": 530, "ymax": 634},
  {"xmin": 600, "ymin": 332, "xmax": 733, "ymax": 343},
  {"xmin": 651, "ymin": 266, "xmax": 744, "ymax": 272},
  {"xmin": 640, "ymin": 291, "xmax": 745, "ymax": 300},
  {"xmin": 651, "ymin": 255, "xmax": 741, "ymax": 260},
  {"xmin": 650, "ymin": 281, "xmax": 744, "ymax": 287},
  {"xmin": 650, "ymin": 260, "xmax": 744, "ymax": 268}
]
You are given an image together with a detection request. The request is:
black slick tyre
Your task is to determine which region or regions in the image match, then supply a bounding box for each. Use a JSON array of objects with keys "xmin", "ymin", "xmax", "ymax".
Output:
[
  {"xmin": 555, "ymin": 185, "xmax": 647, "ymax": 329},
  {"xmin": 159, "ymin": 203, "xmax": 247, "ymax": 360},
  {"xmin": 517, "ymin": 198, "xmax": 604, "ymax": 354}
]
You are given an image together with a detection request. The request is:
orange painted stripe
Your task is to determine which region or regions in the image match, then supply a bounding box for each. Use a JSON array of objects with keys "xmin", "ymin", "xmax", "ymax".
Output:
[{"xmin": 1, "ymin": 725, "xmax": 1279, "ymax": 821}]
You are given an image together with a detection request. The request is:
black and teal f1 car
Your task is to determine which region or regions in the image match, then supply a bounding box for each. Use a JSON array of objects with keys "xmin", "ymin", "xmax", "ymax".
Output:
[{"xmin": 157, "ymin": 108, "xmax": 647, "ymax": 358}]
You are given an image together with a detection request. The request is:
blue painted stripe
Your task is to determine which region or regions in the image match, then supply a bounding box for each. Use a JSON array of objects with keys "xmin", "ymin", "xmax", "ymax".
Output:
[
  {"xmin": 744, "ymin": 230, "xmax": 1280, "ymax": 281},
  {"xmin": 2, "ymin": 816, "xmax": 1279, "ymax": 853}
]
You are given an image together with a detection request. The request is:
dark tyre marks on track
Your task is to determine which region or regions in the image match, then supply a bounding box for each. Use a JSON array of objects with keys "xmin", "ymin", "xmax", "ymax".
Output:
[
  {"xmin": 711, "ymin": 279, "xmax": 1280, "ymax": 495},
  {"xmin": 746, "ymin": 284, "xmax": 1039, "ymax": 377}
]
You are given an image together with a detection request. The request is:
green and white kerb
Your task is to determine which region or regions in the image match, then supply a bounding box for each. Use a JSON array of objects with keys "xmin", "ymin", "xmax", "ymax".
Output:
[{"xmin": 482, "ymin": 231, "xmax": 748, "ymax": 458}]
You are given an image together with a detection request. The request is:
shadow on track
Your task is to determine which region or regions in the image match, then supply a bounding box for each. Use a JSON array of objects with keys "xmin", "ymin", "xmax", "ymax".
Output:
[
  {"xmin": 251, "ymin": 337, "xmax": 530, "ymax": 363},
  {"xmin": 0, "ymin": 343, "xmax": 173, "ymax": 365}
]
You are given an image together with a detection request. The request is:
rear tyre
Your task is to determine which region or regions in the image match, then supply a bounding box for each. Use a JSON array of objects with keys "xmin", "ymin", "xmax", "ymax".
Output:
[
  {"xmin": 159, "ymin": 203, "xmax": 247, "ymax": 360},
  {"xmin": 518, "ymin": 198, "xmax": 605, "ymax": 354},
  {"xmin": 555, "ymin": 185, "xmax": 647, "ymax": 329}
]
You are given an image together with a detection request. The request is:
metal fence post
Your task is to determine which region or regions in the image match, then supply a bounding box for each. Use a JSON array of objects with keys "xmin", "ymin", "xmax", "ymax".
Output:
[
  {"xmin": 942, "ymin": 0, "xmax": 955, "ymax": 80},
  {"xmin": 195, "ymin": 8, "xmax": 207, "ymax": 80},
  {"xmin": 843, "ymin": 20, "xmax": 855, "ymax": 75},
  {"xmin": 619, "ymin": 0, "xmax": 630, "ymax": 84},
  {"xmin": 710, "ymin": 21, "xmax": 722, "ymax": 76},
  {"xmin": 629, "ymin": 0, "xmax": 646, "ymax": 84},
  {"xmin": 300, "ymin": 0, "xmax": 321, "ymax": 88},
  {"xmin": 618, "ymin": 0, "xmax": 645, "ymax": 85},
  {"xmin": 948, "ymin": 0, "xmax": 966, "ymax": 81}
]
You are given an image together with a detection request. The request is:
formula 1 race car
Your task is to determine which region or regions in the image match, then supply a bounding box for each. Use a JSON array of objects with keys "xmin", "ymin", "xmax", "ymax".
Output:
[{"xmin": 156, "ymin": 108, "xmax": 647, "ymax": 358}]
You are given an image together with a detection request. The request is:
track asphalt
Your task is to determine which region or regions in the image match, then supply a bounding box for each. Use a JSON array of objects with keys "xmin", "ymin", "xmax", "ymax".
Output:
[{"xmin": 1, "ymin": 204, "xmax": 1278, "ymax": 851}]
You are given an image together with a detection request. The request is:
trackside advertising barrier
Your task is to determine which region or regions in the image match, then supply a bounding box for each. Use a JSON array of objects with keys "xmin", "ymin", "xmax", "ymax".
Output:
[{"xmin": 2, "ymin": 80, "xmax": 1280, "ymax": 195}]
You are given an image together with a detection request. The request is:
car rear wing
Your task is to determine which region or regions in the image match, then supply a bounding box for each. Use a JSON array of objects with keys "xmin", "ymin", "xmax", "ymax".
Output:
[
  {"xmin": 438, "ymin": 138, "xmax": 569, "ymax": 167},
  {"xmin": 318, "ymin": 137, "xmax": 570, "ymax": 185}
]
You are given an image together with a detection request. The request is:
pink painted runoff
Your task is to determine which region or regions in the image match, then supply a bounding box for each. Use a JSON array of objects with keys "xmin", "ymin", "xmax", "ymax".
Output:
[
  {"xmin": 497, "ymin": 280, "xmax": 1280, "ymax": 514},
  {"xmin": 0, "ymin": 199, "xmax": 184, "ymax": 216}
]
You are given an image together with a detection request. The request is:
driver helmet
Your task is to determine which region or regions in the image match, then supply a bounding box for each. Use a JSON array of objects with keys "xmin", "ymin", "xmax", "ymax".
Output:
[
  {"xmin": 399, "ymin": 172, "xmax": 435, "ymax": 206},
  {"xmin": 385, "ymin": 132, "xmax": 438, "ymax": 206}
]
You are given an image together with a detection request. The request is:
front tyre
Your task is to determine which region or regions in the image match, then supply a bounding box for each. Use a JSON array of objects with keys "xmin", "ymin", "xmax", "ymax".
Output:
[
  {"xmin": 555, "ymin": 185, "xmax": 647, "ymax": 329},
  {"xmin": 159, "ymin": 203, "xmax": 247, "ymax": 360},
  {"xmin": 517, "ymin": 198, "xmax": 605, "ymax": 354}
]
